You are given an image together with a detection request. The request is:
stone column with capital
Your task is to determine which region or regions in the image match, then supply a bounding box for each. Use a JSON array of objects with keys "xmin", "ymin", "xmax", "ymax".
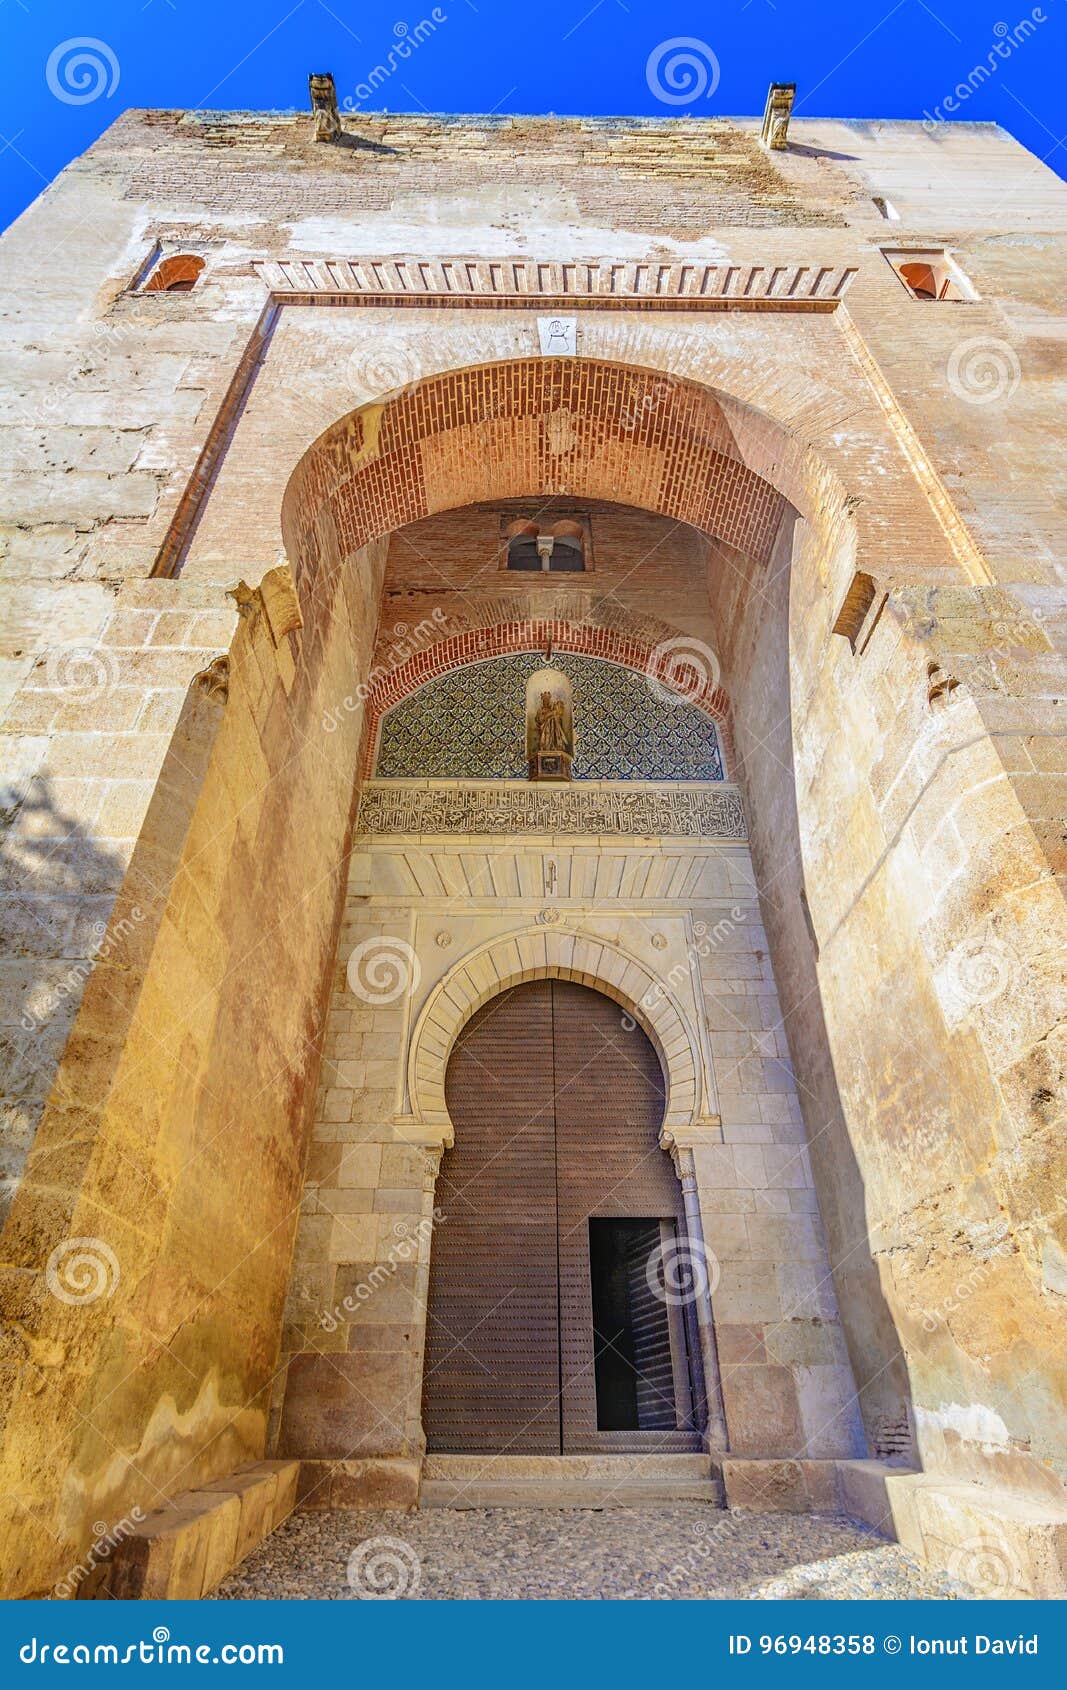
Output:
[{"xmin": 662, "ymin": 1128, "xmax": 729, "ymax": 1452}]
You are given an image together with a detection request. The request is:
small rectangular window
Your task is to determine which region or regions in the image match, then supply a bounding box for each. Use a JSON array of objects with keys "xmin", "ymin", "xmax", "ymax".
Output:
[{"xmin": 502, "ymin": 516, "xmax": 591, "ymax": 572}]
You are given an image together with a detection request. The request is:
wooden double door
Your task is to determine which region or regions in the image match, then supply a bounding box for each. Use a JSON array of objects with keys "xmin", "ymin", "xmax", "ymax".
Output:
[{"xmin": 422, "ymin": 979, "xmax": 704, "ymax": 1453}]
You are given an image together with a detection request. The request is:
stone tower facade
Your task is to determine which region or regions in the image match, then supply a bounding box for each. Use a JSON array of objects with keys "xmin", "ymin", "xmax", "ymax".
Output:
[{"xmin": 0, "ymin": 105, "xmax": 1065, "ymax": 1598}]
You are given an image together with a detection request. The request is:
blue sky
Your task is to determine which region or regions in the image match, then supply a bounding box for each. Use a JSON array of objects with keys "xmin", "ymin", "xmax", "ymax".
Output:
[{"xmin": 1, "ymin": 0, "xmax": 1064, "ymax": 232}]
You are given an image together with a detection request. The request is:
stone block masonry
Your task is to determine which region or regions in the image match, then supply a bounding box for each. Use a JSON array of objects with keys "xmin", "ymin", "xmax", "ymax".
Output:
[
  {"xmin": 81, "ymin": 1460, "xmax": 299, "ymax": 1600},
  {"xmin": 0, "ymin": 105, "xmax": 1064, "ymax": 1598}
]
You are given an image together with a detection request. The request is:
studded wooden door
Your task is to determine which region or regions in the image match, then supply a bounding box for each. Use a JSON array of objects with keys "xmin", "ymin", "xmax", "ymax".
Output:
[{"xmin": 422, "ymin": 979, "xmax": 703, "ymax": 1453}]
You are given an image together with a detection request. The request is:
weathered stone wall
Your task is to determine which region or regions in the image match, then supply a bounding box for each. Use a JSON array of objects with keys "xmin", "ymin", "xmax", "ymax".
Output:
[
  {"xmin": 708, "ymin": 506, "xmax": 1066, "ymax": 1493},
  {"xmin": 0, "ymin": 535, "xmax": 387, "ymax": 1595},
  {"xmin": 0, "ymin": 108, "xmax": 1064, "ymax": 1593}
]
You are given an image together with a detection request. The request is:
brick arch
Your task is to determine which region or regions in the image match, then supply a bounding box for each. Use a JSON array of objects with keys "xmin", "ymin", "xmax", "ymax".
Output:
[
  {"xmin": 362, "ymin": 618, "xmax": 735, "ymax": 777},
  {"xmin": 280, "ymin": 358, "xmax": 797, "ymax": 591},
  {"xmin": 407, "ymin": 927, "xmax": 707, "ymax": 1138}
]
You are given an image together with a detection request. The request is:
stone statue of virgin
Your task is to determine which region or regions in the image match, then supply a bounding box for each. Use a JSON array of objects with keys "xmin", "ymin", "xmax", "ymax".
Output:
[{"xmin": 535, "ymin": 690, "xmax": 570, "ymax": 754}]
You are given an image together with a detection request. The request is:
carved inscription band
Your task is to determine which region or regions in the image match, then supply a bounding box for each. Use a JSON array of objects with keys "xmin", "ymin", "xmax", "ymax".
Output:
[{"xmin": 357, "ymin": 782, "xmax": 747, "ymax": 839}]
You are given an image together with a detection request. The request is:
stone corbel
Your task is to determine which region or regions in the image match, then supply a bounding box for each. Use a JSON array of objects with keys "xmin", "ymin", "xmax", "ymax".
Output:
[
  {"xmin": 229, "ymin": 564, "xmax": 303, "ymax": 695},
  {"xmin": 260, "ymin": 565, "xmax": 304, "ymax": 646},
  {"xmin": 230, "ymin": 564, "xmax": 302, "ymax": 642},
  {"xmin": 831, "ymin": 569, "xmax": 888, "ymax": 656},
  {"xmin": 660, "ymin": 1117, "xmax": 724, "ymax": 1152}
]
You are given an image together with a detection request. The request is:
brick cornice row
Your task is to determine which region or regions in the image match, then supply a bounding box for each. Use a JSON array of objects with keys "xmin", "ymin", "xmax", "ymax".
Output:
[{"xmin": 255, "ymin": 255, "xmax": 857, "ymax": 312}]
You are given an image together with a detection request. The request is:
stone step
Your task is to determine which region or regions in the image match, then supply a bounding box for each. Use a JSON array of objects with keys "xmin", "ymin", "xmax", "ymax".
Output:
[
  {"xmin": 420, "ymin": 1479, "xmax": 726, "ymax": 1510},
  {"xmin": 420, "ymin": 1454, "xmax": 725, "ymax": 1510},
  {"xmin": 423, "ymin": 1453, "xmax": 716, "ymax": 1481},
  {"xmin": 76, "ymin": 1460, "xmax": 300, "ymax": 1600}
]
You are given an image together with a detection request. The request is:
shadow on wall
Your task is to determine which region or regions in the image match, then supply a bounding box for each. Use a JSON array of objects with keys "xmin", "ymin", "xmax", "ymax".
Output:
[
  {"xmin": 0, "ymin": 776, "xmax": 132, "ymax": 1228},
  {"xmin": 0, "ymin": 544, "xmax": 387, "ymax": 1595},
  {"xmin": 0, "ymin": 672, "xmax": 245, "ymax": 1595}
]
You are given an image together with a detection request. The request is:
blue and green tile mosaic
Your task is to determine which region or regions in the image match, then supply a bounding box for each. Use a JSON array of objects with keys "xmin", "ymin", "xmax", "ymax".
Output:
[{"xmin": 375, "ymin": 652, "xmax": 724, "ymax": 781}]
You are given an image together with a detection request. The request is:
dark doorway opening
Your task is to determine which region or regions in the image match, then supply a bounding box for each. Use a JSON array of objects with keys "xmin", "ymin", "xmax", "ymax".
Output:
[
  {"xmin": 589, "ymin": 1218, "xmax": 698, "ymax": 1432},
  {"xmin": 591, "ymin": 1217, "xmax": 673, "ymax": 1430}
]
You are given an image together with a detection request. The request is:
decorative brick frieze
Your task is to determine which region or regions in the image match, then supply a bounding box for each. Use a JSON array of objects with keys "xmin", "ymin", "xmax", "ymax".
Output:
[{"xmin": 255, "ymin": 255, "xmax": 858, "ymax": 312}]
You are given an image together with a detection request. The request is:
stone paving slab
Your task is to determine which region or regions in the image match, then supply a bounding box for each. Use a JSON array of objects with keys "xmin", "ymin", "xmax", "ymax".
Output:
[{"xmin": 211, "ymin": 1506, "xmax": 979, "ymax": 1600}]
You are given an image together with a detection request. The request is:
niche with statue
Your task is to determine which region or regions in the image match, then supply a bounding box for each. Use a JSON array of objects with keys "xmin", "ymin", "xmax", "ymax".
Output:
[{"xmin": 525, "ymin": 668, "xmax": 574, "ymax": 782}]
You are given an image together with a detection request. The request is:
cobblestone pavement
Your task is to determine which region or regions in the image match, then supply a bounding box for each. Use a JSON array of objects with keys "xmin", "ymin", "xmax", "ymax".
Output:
[{"xmin": 213, "ymin": 1507, "xmax": 978, "ymax": 1600}]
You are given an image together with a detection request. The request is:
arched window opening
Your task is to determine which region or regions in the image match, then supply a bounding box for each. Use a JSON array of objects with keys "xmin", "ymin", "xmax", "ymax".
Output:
[
  {"xmin": 504, "ymin": 516, "xmax": 589, "ymax": 572},
  {"xmin": 506, "ymin": 535, "xmax": 544, "ymax": 571},
  {"xmin": 899, "ymin": 262, "xmax": 940, "ymax": 300},
  {"xmin": 885, "ymin": 249, "xmax": 975, "ymax": 302},
  {"xmin": 144, "ymin": 254, "xmax": 206, "ymax": 294}
]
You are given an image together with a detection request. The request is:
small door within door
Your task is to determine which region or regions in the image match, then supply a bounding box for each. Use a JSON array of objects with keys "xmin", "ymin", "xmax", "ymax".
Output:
[
  {"xmin": 423, "ymin": 979, "xmax": 704, "ymax": 1453},
  {"xmin": 589, "ymin": 1218, "xmax": 695, "ymax": 1432}
]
